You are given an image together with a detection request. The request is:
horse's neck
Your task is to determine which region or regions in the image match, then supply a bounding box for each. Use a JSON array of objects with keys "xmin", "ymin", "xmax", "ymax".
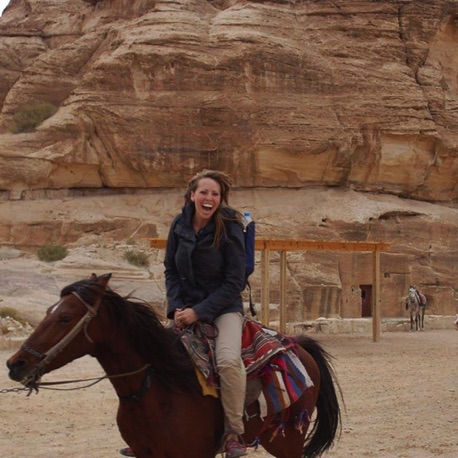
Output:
[
  {"xmin": 95, "ymin": 337, "xmax": 149, "ymax": 392},
  {"xmin": 408, "ymin": 293, "xmax": 419, "ymax": 309}
]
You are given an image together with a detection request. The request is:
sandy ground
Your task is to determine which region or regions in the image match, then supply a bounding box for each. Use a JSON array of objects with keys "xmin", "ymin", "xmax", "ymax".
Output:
[{"xmin": 1, "ymin": 330, "xmax": 457, "ymax": 458}]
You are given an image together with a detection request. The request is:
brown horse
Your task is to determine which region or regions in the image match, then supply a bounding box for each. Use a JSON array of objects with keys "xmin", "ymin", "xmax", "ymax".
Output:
[{"xmin": 6, "ymin": 274, "xmax": 341, "ymax": 458}]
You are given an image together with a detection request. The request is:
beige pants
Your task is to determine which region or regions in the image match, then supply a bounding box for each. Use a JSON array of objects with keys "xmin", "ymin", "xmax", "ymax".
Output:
[{"xmin": 214, "ymin": 312, "xmax": 246, "ymax": 435}]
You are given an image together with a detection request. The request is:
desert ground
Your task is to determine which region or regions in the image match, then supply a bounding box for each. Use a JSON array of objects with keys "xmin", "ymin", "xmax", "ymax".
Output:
[
  {"xmin": 1, "ymin": 329, "xmax": 457, "ymax": 458},
  {"xmin": 0, "ymin": 234, "xmax": 457, "ymax": 458}
]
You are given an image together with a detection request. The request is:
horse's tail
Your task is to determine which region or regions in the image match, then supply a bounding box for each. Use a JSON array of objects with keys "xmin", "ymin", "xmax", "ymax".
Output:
[{"xmin": 296, "ymin": 336, "xmax": 342, "ymax": 458}]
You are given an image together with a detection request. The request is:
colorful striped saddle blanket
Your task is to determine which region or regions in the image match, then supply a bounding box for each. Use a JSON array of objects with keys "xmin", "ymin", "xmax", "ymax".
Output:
[{"xmin": 180, "ymin": 318, "xmax": 313, "ymax": 417}]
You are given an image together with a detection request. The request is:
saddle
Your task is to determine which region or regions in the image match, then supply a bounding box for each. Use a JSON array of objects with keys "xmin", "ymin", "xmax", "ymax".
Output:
[{"xmin": 179, "ymin": 318, "xmax": 313, "ymax": 417}]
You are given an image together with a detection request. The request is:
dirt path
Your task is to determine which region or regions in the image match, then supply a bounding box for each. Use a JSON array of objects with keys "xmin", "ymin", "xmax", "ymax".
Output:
[{"xmin": 1, "ymin": 330, "xmax": 457, "ymax": 458}]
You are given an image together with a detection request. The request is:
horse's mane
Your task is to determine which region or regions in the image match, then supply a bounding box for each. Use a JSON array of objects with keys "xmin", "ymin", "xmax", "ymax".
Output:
[{"xmin": 61, "ymin": 278, "xmax": 200, "ymax": 393}]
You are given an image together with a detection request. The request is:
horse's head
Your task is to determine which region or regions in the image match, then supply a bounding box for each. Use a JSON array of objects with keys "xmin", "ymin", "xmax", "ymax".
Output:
[
  {"xmin": 6, "ymin": 273, "xmax": 112, "ymax": 388},
  {"xmin": 408, "ymin": 287, "xmax": 417, "ymax": 301}
]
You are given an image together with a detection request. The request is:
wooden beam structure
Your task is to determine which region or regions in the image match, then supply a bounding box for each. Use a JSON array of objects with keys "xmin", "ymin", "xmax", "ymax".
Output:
[
  {"xmin": 254, "ymin": 239, "xmax": 389, "ymax": 341},
  {"xmin": 373, "ymin": 249, "xmax": 382, "ymax": 341},
  {"xmin": 255, "ymin": 239, "xmax": 390, "ymax": 252},
  {"xmin": 149, "ymin": 239, "xmax": 167, "ymax": 249},
  {"xmin": 260, "ymin": 248, "xmax": 270, "ymax": 326},
  {"xmin": 148, "ymin": 237, "xmax": 390, "ymax": 342}
]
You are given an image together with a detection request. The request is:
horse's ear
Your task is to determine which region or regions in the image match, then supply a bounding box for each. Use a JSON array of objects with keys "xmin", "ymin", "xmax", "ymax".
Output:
[
  {"xmin": 90, "ymin": 273, "xmax": 97, "ymax": 280},
  {"xmin": 96, "ymin": 273, "xmax": 112, "ymax": 290}
]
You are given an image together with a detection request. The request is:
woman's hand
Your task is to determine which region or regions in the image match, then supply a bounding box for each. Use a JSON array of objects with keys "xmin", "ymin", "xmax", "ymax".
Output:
[{"xmin": 174, "ymin": 308, "xmax": 198, "ymax": 328}]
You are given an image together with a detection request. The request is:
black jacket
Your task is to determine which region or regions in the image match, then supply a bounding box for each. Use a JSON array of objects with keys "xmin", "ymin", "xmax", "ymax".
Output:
[{"xmin": 165, "ymin": 203, "xmax": 246, "ymax": 323}]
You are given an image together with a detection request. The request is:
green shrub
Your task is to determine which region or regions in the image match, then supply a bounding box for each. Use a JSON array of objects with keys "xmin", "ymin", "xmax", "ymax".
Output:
[
  {"xmin": 124, "ymin": 249, "xmax": 149, "ymax": 267},
  {"xmin": 37, "ymin": 244, "xmax": 68, "ymax": 262},
  {"xmin": 0, "ymin": 307, "xmax": 28, "ymax": 326},
  {"xmin": 12, "ymin": 101, "xmax": 58, "ymax": 133}
]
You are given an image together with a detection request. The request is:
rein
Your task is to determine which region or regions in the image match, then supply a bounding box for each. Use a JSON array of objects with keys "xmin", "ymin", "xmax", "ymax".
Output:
[
  {"xmin": 20, "ymin": 291, "xmax": 151, "ymax": 397},
  {"xmin": 25, "ymin": 363, "xmax": 151, "ymax": 396}
]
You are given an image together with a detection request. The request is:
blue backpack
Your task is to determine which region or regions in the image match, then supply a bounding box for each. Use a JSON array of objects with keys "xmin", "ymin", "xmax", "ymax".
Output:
[
  {"xmin": 242, "ymin": 212, "xmax": 256, "ymax": 317},
  {"xmin": 222, "ymin": 211, "xmax": 256, "ymax": 316}
]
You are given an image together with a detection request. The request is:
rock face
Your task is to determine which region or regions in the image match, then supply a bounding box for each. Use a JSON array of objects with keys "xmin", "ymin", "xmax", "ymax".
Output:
[
  {"xmin": 1, "ymin": 0, "xmax": 458, "ymax": 200},
  {"xmin": 0, "ymin": 0, "xmax": 457, "ymax": 322}
]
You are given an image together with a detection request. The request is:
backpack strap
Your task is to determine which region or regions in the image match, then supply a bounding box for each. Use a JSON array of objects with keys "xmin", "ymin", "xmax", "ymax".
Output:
[{"xmin": 246, "ymin": 280, "xmax": 257, "ymax": 318}]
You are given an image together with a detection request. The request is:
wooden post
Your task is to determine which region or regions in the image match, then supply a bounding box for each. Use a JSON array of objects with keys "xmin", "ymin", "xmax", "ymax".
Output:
[
  {"xmin": 279, "ymin": 251, "xmax": 287, "ymax": 334},
  {"xmin": 372, "ymin": 248, "xmax": 381, "ymax": 342},
  {"xmin": 261, "ymin": 248, "xmax": 270, "ymax": 325}
]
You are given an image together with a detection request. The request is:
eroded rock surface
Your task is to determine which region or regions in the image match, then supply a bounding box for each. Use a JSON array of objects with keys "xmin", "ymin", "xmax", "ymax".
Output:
[{"xmin": 1, "ymin": 1, "xmax": 458, "ymax": 201}]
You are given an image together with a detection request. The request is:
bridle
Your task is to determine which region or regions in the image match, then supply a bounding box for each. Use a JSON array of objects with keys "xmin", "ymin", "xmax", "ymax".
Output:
[{"xmin": 20, "ymin": 291, "xmax": 101, "ymax": 387}]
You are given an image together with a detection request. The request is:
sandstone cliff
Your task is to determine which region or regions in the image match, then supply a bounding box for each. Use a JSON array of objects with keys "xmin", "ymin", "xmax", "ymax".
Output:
[
  {"xmin": 1, "ymin": 0, "xmax": 458, "ymax": 200},
  {"xmin": 0, "ymin": 0, "xmax": 457, "ymax": 321}
]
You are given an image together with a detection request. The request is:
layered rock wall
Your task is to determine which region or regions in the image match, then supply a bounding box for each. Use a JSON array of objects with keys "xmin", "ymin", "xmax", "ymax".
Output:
[{"xmin": 1, "ymin": 0, "xmax": 458, "ymax": 201}]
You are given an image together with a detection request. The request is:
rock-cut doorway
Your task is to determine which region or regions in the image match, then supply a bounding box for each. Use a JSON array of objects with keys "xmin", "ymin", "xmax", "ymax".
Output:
[{"xmin": 360, "ymin": 284, "xmax": 373, "ymax": 317}]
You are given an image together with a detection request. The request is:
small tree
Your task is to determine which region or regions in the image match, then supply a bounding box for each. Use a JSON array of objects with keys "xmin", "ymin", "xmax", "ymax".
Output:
[
  {"xmin": 124, "ymin": 249, "xmax": 150, "ymax": 267},
  {"xmin": 37, "ymin": 244, "xmax": 68, "ymax": 262}
]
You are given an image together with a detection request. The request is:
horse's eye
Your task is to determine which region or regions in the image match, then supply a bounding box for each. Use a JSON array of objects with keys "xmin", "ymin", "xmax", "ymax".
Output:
[{"xmin": 59, "ymin": 315, "xmax": 73, "ymax": 324}]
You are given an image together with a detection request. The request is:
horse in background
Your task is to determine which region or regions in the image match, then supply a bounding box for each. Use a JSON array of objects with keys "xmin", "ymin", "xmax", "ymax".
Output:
[
  {"xmin": 413, "ymin": 286, "xmax": 427, "ymax": 330},
  {"xmin": 406, "ymin": 287, "xmax": 423, "ymax": 331}
]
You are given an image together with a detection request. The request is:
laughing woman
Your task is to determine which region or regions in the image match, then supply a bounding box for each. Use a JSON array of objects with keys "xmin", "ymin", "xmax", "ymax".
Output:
[
  {"xmin": 164, "ymin": 169, "xmax": 247, "ymax": 458},
  {"xmin": 119, "ymin": 169, "xmax": 247, "ymax": 458}
]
